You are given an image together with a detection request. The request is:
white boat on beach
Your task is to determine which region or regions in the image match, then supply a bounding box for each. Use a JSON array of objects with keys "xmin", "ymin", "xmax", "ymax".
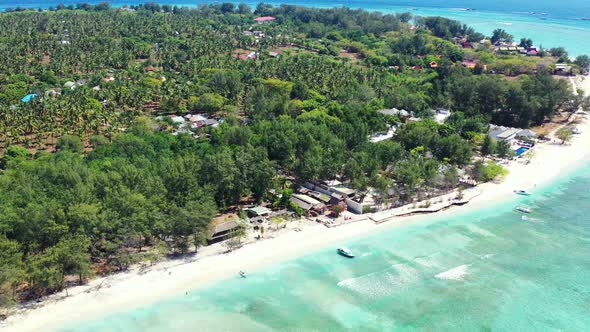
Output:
[
  {"xmin": 514, "ymin": 190, "xmax": 532, "ymax": 196},
  {"xmin": 337, "ymin": 247, "xmax": 354, "ymax": 258}
]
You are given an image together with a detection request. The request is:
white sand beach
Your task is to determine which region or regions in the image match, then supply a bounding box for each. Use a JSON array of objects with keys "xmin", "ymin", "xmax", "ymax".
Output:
[{"xmin": 4, "ymin": 76, "xmax": 590, "ymax": 332}]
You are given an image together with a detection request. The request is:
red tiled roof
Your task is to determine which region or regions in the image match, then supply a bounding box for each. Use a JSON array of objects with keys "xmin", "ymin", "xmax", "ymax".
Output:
[
  {"xmin": 462, "ymin": 61, "xmax": 477, "ymax": 68},
  {"xmin": 254, "ymin": 16, "xmax": 275, "ymax": 22}
]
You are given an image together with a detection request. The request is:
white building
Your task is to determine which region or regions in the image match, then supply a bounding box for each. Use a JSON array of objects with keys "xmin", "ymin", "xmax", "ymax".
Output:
[{"xmin": 433, "ymin": 108, "xmax": 451, "ymax": 124}]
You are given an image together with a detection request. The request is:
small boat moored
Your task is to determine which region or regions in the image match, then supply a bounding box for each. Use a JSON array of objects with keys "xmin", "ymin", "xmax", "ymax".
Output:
[
  {"xmin": 337, "ymin": 247, "xmax": 354, "ymax": 258},
  {"xmin": 515, "ymin": 206, "xmax": 532, "ymax": 213},
  {"xmin": 514, "ymin": 190, "xmax": 532, "ymax": 196}
]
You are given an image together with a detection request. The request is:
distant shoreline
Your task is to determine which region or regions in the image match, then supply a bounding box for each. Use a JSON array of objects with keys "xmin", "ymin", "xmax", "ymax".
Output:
[
  {"xmin": 5, "ymin": 76, "xmax": 590, "ymax": 332},
  {"xmin": 1, "ymin": 1, "xmax": 589, "ymax": 55}
]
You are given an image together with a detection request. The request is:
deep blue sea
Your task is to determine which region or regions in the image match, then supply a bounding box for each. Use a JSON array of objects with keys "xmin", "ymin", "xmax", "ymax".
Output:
[
  {"xmin": 1, "ymin": 0, "xmax": 590, "ymax": 55},
  {"xmin": 54, "ymin": 161, "xmax": 590, "ymax": 331}
]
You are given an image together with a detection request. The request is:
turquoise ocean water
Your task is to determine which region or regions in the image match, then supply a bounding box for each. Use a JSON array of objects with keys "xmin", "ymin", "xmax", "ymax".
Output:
[
  {"xmin": 2, "ymin": 0, "xmax": 590, "ymax": 55},
  {"xmin": 56, "ymin": 163, "xmax": 590, "ymax": 331}
]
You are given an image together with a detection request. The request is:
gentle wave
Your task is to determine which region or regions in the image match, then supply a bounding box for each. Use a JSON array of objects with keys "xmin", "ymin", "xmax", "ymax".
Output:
[
  {"xmin": 413, "ymin": 251, "xmax": 442, "ymax": 268},
  {"xmin": 466, "ymin": 224, "xmax": 497, "ymax": 237},
  {"xmin": 337, "ymin": 264, "xmax": 420, "ymax": 297},
  {"xmin": 512, "ymin": 11, "xmax": 548, "ymax": 16},
  {"xmin": 434, "ymin": 264, "xmax": 469, "ymax": 281}
]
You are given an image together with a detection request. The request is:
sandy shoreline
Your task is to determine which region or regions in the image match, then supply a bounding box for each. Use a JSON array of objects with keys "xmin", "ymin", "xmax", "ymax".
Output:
[{"xmin": 4, "ymin": 77, "xmax": 590, "ymax": 332}]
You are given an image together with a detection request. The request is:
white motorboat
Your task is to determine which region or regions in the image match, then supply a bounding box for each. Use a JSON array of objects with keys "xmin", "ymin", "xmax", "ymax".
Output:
[
  {"xmin": 337, "ymin": 247, "xmax": 354, "ymax": 258},
  {"xmin": 514, "ymin": 190, "xmax": 532, "ymax": 196}
]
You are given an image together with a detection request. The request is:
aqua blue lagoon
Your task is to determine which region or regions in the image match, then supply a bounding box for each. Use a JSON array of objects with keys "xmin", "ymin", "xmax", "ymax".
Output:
[{"xmin": 58, "ymin": 163, "xmax": 590, "ymax": 331}]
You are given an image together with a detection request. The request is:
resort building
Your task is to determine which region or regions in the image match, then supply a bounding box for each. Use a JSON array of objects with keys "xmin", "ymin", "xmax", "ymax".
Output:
[
  {"xmin": 489, "ymin": 125, "xmax": 538, "ymax": 142},
  {"xmin": 492, "ymin": 127, "xmax": 520, "ymax": 141},
  {"xmin": 517, "ymin": 129, "xmax": 537, "ymax": 139}
]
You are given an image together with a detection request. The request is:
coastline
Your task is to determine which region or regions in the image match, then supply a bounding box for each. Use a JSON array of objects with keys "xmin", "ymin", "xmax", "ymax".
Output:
[
  {"xmin": 2, "ymin": 1, "xmax": 589, "ymax": 55},
  {"xmin": 4, "ymin": 76, "xmax": 590, "ymax": 332}
]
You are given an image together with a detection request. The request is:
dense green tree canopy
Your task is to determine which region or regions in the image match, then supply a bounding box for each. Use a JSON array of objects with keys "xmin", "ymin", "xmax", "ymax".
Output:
[{"xmin": 0, "ymin": 3, "xmax": 585, "ymax": 303}]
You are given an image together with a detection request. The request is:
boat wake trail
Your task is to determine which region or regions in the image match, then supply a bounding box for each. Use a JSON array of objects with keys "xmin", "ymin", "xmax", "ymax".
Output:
[
  {"xmin": 522, "ymin": 215, "xmax": 543, "ymax": 223},
  {"xmin": 480, "ymin": 253, "xmax": 495, "ymax": 260}
]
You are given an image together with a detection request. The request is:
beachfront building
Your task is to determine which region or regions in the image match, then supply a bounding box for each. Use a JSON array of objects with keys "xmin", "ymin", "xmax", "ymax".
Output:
[
  {"xmin": 207, "ymin": 214, "xmax": 242, "ymax": 245},
  {"xmin": 491, "ymin": 127, "xmax": 520, "ymax": 142},
  {"xmin": 488, "ymin": 125, "xmax": 537, "ymax": 143},
  {"xmin": 300, "ymin": 181, "xmax": 364, "ymax": 214},
  {"xmin": 290, "ymin": 194, "xmax": 326, "ymax": 215},
  {"xmin": 246, "ymin": 206, "xmax": 272, "ymax": 218},
  {"xmin": 517, "ymin": 129, "xmax": 537, "ymax": 139}
]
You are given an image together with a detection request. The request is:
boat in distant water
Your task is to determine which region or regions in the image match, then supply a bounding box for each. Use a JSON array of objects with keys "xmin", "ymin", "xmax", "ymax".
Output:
[
  {"xmin": 515, "ymin": 206, "xmax": 532, "ymax": 213},
  {"xmin": 337, "ymin": 247, "xmax": 354, "ymax": 258},
  {"xmin": 514, "ymin": 190, "xmax": 532, "ymax": 196}
]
